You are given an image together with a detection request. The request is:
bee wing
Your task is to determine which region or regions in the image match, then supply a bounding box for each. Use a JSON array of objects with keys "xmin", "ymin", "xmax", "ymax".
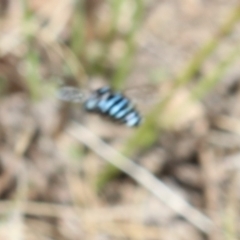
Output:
[
  {"xmin": 57, "ymin": 86, "xmax": 88, "ymax": 103},
  {"xmin": 124, "ymin": 84, "xmax": 162, "ymax": 113},
  {"xmin": 57, "ymin": 84, "xmax": 162, "ymax": 114}
]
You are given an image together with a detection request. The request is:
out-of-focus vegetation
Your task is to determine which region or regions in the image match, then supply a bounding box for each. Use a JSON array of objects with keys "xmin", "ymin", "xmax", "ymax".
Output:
[{"xmin": 0, "ymin": 0, "xmax": 240, "ymax": 239}]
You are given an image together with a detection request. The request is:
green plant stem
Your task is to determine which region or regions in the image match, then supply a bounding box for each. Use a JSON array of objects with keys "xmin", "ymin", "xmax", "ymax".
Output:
[
  {"xmin": 175, "ymin": 4, "xmax": 240, "ymax": 87},
  {"xmin": 192, "ymin": 46, "xmax": 240, "ymax": 100}
]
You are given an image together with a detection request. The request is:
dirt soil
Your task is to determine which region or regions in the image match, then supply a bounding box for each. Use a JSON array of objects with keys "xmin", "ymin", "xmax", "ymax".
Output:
[{"xmin": 0, "ymin": 0, "xmax": 240, "ymax": 239}]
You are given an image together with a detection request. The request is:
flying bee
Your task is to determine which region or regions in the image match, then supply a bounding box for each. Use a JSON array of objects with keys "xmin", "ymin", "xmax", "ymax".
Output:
[{"xmin": 57, "ymin": 85, "xmax": 142, "ymax": 127}]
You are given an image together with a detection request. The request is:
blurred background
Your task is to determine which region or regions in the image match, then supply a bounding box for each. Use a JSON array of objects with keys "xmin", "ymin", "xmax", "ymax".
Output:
[{"xmin": 0, "ymin": 0, "xmax": 240, "ymax": 239}]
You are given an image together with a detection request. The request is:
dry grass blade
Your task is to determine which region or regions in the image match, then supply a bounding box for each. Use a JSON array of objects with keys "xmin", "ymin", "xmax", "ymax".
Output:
[
  {"xmin": 223, "ymin": 172, "xmax": 240, "ymax": 239},
  {"xmin": 198, "ymin": 145, "xmax": 222, "ymax": 240},
  {"xmin": 0, "ymin": 201, "xmax": 144, "ymax": 223},
  {"xmin": 213, "ymin": 115, "xmax": 240, "ymax": 134},
  {"xmin": 67, "ymin": 121, "xmax": 213, "ymax": 233}
]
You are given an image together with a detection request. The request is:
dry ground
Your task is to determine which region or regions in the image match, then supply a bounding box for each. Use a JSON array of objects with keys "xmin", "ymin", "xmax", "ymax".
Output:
[{"xmin": 0, "ymin": 0, "xmax": 240, "ymax": 239}]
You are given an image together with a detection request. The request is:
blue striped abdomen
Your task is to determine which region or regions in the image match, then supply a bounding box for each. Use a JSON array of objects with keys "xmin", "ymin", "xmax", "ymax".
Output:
[{"xmin": 84, "ymin": 86, "xmax": 141, "ymax": 127}]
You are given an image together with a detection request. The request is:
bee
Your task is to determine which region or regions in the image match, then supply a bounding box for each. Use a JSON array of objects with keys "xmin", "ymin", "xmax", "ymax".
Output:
[{"xmin": 57, "ymin": 86, "xmax": 142, "ymax": 127}]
